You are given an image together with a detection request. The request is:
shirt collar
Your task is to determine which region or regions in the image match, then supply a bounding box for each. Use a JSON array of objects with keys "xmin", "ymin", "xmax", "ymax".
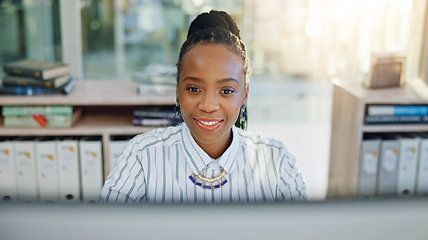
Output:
[
  {"xmin": 181, "ymin": 123, "xmax": 211, "ymax": 173},
  {"xmin": 217, "ymin": 125, "xmax": 240, "ymax": 174},
  {"xmin": 180, "ymin": 123, "xmax": 240, "ymax": 174}
]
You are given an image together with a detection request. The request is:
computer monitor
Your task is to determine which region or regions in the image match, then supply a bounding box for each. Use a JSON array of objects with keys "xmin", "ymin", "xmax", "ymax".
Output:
[{"xmin": 1, "ymin": 198, "xmax": 427, "ymax": 240}]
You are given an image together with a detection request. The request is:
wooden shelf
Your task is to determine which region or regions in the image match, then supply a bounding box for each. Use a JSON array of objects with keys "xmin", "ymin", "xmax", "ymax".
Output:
[
  {"xmin": 361, "ymin": 124, "xmax": 428, "ymax": 133},
  {"xmin": 0, "ymin": 80, "xmax": 175, "ymax": 179},
  {"xmin": 0, "ymin": 116, "xmax": 156, "ymax": 136},
  {"xmin": 332, "ymin": 78, "xmax": 428, "ymax": 104},
  {"xmin": 0, "ymin": 80, "xmax": 175, "ymax": 106},
  {"xmin": 328, "ymin": 78, "xmax": 428, "ymax": 199}
]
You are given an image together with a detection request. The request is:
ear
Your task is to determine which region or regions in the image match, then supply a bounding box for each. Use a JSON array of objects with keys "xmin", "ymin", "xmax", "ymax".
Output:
[{"xmin": 242, "ymin": 84, "xmax": 249, "ymax": 105}]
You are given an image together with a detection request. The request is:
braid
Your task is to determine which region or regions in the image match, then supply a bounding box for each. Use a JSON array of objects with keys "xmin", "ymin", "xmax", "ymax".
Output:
[{"xmin": 177, "ymin": 10, "xmax": 251, "ymax": 85}]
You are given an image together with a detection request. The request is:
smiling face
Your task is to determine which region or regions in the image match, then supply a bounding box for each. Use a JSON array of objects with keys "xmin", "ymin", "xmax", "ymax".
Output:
[{"xmin": 177, "ymin": 44, "xmax": 248, "ymax": 158}]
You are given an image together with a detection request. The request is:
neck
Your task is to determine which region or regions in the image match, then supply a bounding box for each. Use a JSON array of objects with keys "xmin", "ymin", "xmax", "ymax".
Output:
[{"xmin": 194, "ymin": 130, "xmax": 233, "ymax": 159}]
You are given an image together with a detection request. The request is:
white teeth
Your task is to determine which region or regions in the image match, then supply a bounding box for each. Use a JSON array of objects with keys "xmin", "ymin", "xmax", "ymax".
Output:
[{"xmin": 199, "ymin": 120, "xmax": 219, "ymax": 126}]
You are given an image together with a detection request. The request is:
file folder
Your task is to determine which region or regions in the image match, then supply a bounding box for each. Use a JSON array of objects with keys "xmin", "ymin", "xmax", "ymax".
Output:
[
  {"xmin": 14, "ymin": 138, "xmax": 38, "ymax": 202},
  {"xmin": 0, "ymin": 138, "xmax": 17, "ymax": 202},
  {"xmin": 57, "ymin": 137, "xmax": 81, "ymax": 203},
  {"xmin": 109, "ymin": 136, "xmax": 130, "ymax": 172},
  {"xmin": 396, "ymin": 133, "xmax": 420, "ymax": 197},
  {"xmin": 79, "ymin": 137, "xmax": 103, "ymax": 203},
  {"xmin": 357, "ymin": 134, "xmax": 381, "ymax": 198},
  {"xmin": 35, "ymin": 137, "xmax": 60, "ymax": 202},
  {"xmin": 377, "ymin": 134, "xmax": 400, "ymax": 197},
  {"xmin": 416, "ymin": 133, "xmax": 428, "ymax": 196}
]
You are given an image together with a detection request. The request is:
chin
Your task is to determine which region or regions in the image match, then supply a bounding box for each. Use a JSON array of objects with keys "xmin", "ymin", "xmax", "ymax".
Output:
[{"xmin": 195, "ymin": 127, "xmax": 232, "ymax": 144}]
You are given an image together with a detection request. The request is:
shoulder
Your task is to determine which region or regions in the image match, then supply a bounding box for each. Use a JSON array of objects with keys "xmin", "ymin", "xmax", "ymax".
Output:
[
  {"xmin": 236, "ymin": 127, "xmax": 296, "ymax": 166},
  {"xmin": 236, "ymin": 127, "xmax": 289, "ymax": 152},
  {"xmin": 125, "ymin": 125, "xmax": 182, "ymax": 154}
]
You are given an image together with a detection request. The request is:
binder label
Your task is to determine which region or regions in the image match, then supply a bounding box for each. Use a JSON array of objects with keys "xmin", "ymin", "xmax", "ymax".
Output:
[
  {"xmin": 38, "ymin": 154, "xmax": 56, "ymax": 178},
  {"xmin": 0, "ymin": 149, "xmax": 12, "ymax": 174},
  {"xmin": 363, "ymin": 151, "xmax": 378, "ymax": 174},
  {"xmin": 383, "ymin": 147, "xmax": 398, "ymax": 172},
  {"xmin": 59, "ymin": 146, "xmax": 76, "ymax": 170},
  {"xmin": 421, "ymin": 148, "xmax": 428, "ymax": 170},
  {"xmin": 17, "ymin": 151, "xmax": 33, "ymax": 174},
  {"xmin": 83, "ymin": 151, "xmax": 99, "ymax": 175},
  {"xmin": 402, "ymin": 147, "xmax": 417, "ymax": 170}
]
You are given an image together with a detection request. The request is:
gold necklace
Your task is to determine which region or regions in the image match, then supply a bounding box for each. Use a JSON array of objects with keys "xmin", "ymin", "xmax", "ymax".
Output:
[{"xmin": 189, "ymin": 169, "xmax": 228, "ymax": 190}]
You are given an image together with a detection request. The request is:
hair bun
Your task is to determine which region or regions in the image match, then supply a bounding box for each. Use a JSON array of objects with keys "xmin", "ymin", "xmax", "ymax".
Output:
[{"xmin": 188, "ymin": 10, "xmax": 241, "ymax": 39}]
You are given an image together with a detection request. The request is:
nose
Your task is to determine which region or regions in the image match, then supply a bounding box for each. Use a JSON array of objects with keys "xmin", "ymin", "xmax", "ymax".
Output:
[{"xmin": 199, "ymin": 91, "xmax": 219, "ymax": 113}]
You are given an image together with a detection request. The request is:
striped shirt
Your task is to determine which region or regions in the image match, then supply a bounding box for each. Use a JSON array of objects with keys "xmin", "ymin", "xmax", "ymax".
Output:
[{"xmin": 99, "ymin": 123, "xmax": 307, "ymax": 203}]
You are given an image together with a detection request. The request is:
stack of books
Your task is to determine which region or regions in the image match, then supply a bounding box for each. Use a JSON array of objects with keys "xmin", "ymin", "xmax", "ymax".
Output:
[
  {"xmin": 365, "ymin": 104, "xmax": 428, "ymax": 125},
  {"xmin": 132, "ymin": 64, "xmax": 176, "ymax": 95},
  {"xmin": 2, "ymin": 105, "xmax": 82, "ymax": 128},
  {"xmin": 1, "ymin": 59, "xmax": 75, "ymax": 95},
  {"xmin": 132, "ymin": 105, "xmax": 175, "ymax": 127}
]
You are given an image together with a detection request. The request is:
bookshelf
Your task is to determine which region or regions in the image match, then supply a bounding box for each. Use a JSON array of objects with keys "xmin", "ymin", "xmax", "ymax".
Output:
[
  {"xmin": 327, "ymin": 78, "xmax": 428, "ymax": 199},
  {"xmin": 0, "ymin": 80, "xmax": 176, "ymax": 179}
]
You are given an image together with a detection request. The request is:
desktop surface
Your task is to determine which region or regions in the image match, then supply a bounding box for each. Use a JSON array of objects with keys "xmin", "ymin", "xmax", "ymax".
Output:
[{"xmin": 1, "ymin": 198, "xmax": 427, "ymax": 240}]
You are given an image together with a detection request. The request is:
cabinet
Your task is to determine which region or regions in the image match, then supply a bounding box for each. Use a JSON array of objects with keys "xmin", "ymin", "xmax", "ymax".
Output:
[
  {"xmin": 327, "ymin": 79, "xmax": 428, "ymax": 199},
  {"xmin": 0, "ymin": 80, "xmax": 175, "ymax": 178}
]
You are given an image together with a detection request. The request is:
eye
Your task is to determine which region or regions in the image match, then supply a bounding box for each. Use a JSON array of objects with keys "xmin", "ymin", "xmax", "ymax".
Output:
[
  {"xmin": 186, "ymin": 86, "xmax": 200, "ymax": 93},
  {"xmin": 221, "ymin": 89, "xmax": 234, "ymax": 95}
]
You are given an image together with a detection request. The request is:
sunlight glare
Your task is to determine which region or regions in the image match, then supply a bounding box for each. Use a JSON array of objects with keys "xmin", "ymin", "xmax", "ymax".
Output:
[
  {"xmin": 305, "ymin": 21, "xmax": 322, "ymax": 37},
  {"xmin": 390, "ymin": 0, "xmax": 413, "ymax": 10}
]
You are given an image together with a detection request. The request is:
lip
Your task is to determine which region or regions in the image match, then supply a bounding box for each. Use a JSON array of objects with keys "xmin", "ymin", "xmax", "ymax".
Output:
[{"xmin": 194, "ymin": 118, "xmax": 223, "ymax": 131}]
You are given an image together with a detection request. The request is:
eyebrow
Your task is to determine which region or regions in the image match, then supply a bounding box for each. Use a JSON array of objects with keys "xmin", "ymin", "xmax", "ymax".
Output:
[{"xmin": 183, "ymin": 76, "xmax": 239, "ymax": 84}]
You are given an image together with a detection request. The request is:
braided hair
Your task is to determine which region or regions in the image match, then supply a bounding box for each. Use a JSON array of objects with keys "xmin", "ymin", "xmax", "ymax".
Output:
[
  {"xmin": 176, "ymin": 10, "xmax": 250, "ymax": 130},
  {"xmin": 177, "ymin": 10, "xmax": 251, "ymax": 85}
]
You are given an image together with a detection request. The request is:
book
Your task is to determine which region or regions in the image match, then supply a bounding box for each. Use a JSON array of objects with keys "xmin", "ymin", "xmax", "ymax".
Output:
[
  {"xmin": 365, "ymin": 115, "xmax": 428, "ymax": 125},
  {"xmin": 0, "ymin": 77, "xmax": 75, "ymax": 95},
  {"xmin": 3, "ymin": 59, "xmax": 69, "ymax": 80},
  {"xmin": 131, "ymin": 64, "xmax": 176, "ymax": 86},
  {"xmin": 132, "ymin": 117, "xmax": 173, "ymax": 126},
  {"xmin": 2, "ymin": 105, "xmax": 73, "ymax": 116},
  {"xmin": 367, "ymin": 105, "xmax": 428, "ymax": 116},
  {"xmin": 137, "ymin": 83, "xmax": 176, "ymax": 95},
  {"xmin": 2, "ymin": 74, "xmax": 70, "ymax": 88},
  {"xmin": 3, "ymin": 107, "xmax": 82, "ymax": 128},
  {"xmin": 133, "ymin": 106, "xmax": 175, "ymax": 119}
]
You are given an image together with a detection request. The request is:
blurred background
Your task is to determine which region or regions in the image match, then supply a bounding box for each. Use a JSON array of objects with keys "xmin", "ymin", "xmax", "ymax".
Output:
[{"xmin": 0, "ymin": 0, "xmax": 426, "ymax": 200}]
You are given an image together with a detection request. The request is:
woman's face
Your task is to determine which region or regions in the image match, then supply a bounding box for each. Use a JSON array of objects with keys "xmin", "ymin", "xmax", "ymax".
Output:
[{"xmin": 177, "ymin": 44, "xmax": 248, "ymax": 153}]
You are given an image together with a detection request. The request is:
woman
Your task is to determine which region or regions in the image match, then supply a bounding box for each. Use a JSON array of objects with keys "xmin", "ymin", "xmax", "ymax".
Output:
[{"xmin": 99, "ymin": 10, "xmax": 307, "ymax": 203}]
